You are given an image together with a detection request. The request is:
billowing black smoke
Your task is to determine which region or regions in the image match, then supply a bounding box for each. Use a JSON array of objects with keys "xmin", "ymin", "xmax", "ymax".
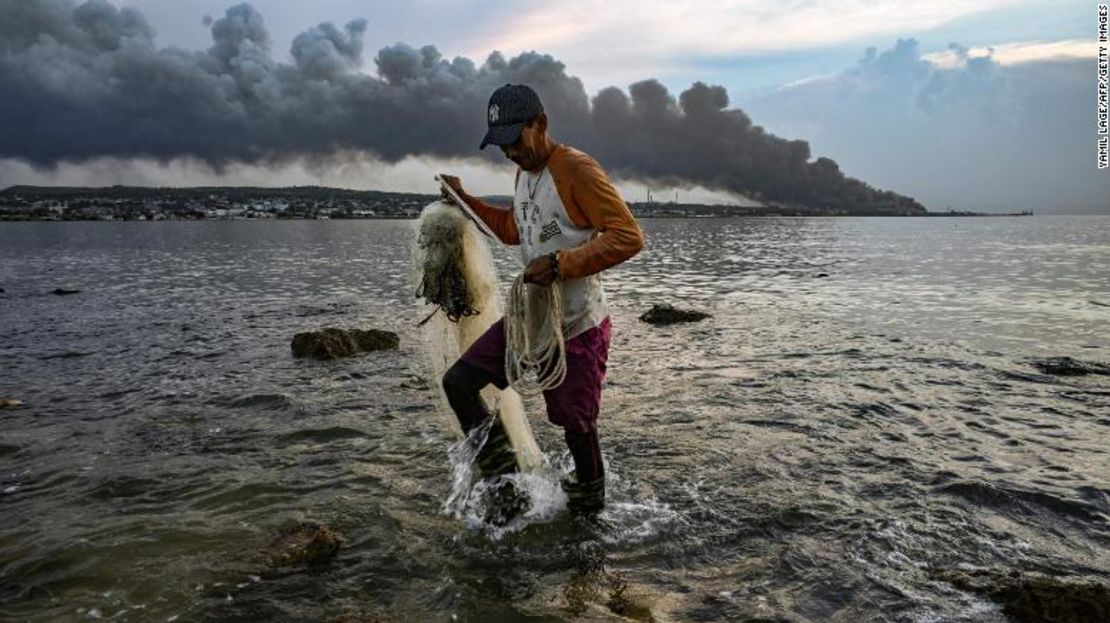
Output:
[{"xmin": 0, "ymin": 0, "xmax": 924, "ymax": 213}]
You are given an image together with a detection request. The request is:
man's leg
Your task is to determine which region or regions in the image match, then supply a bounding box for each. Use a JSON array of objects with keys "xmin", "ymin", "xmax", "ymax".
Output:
[
  {"xmin": 441, "ymin": 318, "xmax": 516, "ymax": 478},
  {"xmin": 543, "ymin": 316, "xmax": 612, "ymax": 514},
  {"xmin": 564, "ymin": 428, "xmax": 604, "ymax": 484},
  {"xmin": 441, "ymin": 359, "xmax": 497, "ymax": 433},
  {"xmin": 563, "ymin": 428, "xmax": 605, "ymax": 514}
]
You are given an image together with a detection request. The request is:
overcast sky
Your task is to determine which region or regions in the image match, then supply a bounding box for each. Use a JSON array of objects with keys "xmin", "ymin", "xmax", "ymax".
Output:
[{"xmin": 1, "ymin": 0, "xmax": 1105, "ymax": 213}]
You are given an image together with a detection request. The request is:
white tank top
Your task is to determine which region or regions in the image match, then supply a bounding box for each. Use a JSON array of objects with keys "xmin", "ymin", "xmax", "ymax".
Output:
[{"xmin": 514, "ymin": 168, "xmax": 609, "ymax": 338}]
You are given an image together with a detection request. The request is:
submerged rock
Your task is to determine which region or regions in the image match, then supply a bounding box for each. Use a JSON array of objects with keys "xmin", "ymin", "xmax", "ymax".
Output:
[
  {"xmin": 326, "ymin": 610, "xmax": 393, "ymax": 623},
  {"xmin": 639, "ymin": 304, "xmax": 711, "ymax": 326},
  {"xmin": 50, "ymin": 288, "xmax": 80, "ymax": 295},
  {"xmin": 608, "ymin": 589, "xmax": 656, "ymax": 622},
  {"xmin": 1029, "ymin": 356, "xmax": 1110, "ymax": 377},
  {"xmin": 932, "ymin": 568, "xmax": 1110, "ymax": 623},
  {"xmin": 291, "ymin": 328, "xmax": 398, "ymax": 359},
  {"xmin": 267, "ymin": 521, "xmax": 341, "ymax": 567},
  {"xmin": 399, "ymin": 375, "xmax": 430, "ymax": 390}
]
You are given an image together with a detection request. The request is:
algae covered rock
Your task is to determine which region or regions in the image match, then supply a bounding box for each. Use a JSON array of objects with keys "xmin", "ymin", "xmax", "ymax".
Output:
[
  {"xmin": 291, "ymin": 327, "xmax": 398, "ymax": 360},
  {"xmin": 639, "ymin": 303, "xmax": 711, "ymax": 326},
  {"xmin": 267, "ymin": 521, "xmax": 341, "ymax": 567},
  {"xmin": 932, "ymin": 568, "xmax": 1110, "ymax": 623}
]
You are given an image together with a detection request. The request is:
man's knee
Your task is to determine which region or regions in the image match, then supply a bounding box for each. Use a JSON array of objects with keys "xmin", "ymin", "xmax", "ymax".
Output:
[
  {"xmin": 441, "ymin": 363, "xmax": 466, "ymax": 399},
  {"xmin": 442, "ymin": 360, "xmax": 486, "ymax": 399}
]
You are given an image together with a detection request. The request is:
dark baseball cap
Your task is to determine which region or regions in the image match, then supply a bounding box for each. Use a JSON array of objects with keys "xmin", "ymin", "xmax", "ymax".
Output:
[{"xmin": 479, "ymin": 83, "xmax": 543, "ymax": 150}]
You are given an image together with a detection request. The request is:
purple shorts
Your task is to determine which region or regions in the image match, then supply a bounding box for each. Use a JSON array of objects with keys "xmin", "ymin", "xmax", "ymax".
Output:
[{"xmin": 460, "ymin": 315, "xmax": 612, "ymax": 433}]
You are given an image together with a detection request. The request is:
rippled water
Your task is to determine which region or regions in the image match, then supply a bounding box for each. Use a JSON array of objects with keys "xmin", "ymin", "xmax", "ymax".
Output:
[{"xmin": 1, "ymin": 217, "xmax": 1107, "ymax": 622}]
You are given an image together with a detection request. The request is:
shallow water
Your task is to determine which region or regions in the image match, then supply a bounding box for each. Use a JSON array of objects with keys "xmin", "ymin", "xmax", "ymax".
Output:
[{"xmin": 1, "ymin": 216, "xmax": 1108, "ymax": 622}]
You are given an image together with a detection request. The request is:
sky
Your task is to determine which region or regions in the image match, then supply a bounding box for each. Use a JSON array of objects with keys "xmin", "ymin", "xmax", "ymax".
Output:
[{"xmin": 0, "ymin": 0, "xmax": 1105, "ymax": 213}]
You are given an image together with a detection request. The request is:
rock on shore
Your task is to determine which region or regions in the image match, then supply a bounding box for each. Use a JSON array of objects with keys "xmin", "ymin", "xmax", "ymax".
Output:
[
  {"xmin": 932, "ymin": 568, "xmax": 1110, "ymax": 623},
  {"xmin": 290, "ymin": 328, "xmax": 398, "ymax": 360},
  {"xmin": 1029, "ymin": 357, "xmax": 1110, "ymax": 377},
  {"xmin": 267, "ymin": 522, "xmax": 341, "ymax": 567},
  {"xmin": 639, "ymin": 304, "xmax": 712, "ymax": 326}
]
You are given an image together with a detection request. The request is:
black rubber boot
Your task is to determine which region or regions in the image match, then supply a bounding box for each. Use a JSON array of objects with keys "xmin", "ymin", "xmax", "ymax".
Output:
[
  {"xmin": 473, "ymin": 416, "xmax": 529, "ymax": 526},
  {"xmin": 562, "ymin": 429, "xmax": 605, "ymax": 515},
  {"xmin": 561, "ymin": 476, "xmax": 605, "ymax": 516},
  {"xmin": 483, "ymin": 478, "xmax": 530, "ymax": 526},
  {"xmin": 474, "ymin": 415, "xmax": 518, "ymax": 478}
]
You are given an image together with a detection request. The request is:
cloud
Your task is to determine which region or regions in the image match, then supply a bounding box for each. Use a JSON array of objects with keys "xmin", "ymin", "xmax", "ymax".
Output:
[
  {"xmin": 740, "ymin": 38, "xmax": 1107, "ymax": 213},
  {"xmin": 469, "ymin": 0, "xmax": 1028, "ymax": 88},
  {"xmin": 923, "ymin": 39, "xmax": 1095, "ymax": 68},
  {"xmin": 0, "ymin": 1, "xmax": 586, "ymax": 165},
  {"xmin": 0, "ymin": 0, "xmax": 926, "ymax": 213}
]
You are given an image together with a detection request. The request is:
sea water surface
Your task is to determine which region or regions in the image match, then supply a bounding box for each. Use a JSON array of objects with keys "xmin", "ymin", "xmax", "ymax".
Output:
[{"xmin": 0, "ymin": 216, "xmax": 1107, "ymax": 622}]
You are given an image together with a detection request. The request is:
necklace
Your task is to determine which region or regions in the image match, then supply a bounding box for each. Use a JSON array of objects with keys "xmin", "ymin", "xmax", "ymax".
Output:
[{"xmin": 525, "ymin": 168, "xmax": 546, "ymax": 201}]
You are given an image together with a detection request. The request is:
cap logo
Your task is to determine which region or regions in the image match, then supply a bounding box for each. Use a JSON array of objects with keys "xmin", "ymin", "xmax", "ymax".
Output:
[{"xmin": 488, "ymin": 104, "xmax": 499, "ymax": 123}]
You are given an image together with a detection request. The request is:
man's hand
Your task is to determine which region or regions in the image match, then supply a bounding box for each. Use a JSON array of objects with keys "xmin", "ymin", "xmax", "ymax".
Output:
[
  {"xmin": 438, "ymin": 174, "xmax": 466, "ymax": 204},
  {"xmin": 523, "ymin": 253, "xmax": 558, "ymax": 286}
]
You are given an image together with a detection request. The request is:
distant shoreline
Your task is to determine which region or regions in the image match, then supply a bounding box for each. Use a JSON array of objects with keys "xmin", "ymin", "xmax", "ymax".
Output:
[{"xmin": 0, "ymin": 184, "xmax": 1034, "ymax": 220}]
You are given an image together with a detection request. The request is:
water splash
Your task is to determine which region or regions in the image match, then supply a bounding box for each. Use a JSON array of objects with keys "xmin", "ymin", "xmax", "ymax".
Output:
[
  {"xmin": 440, "ymin": 418, "xmax": 567, "ymax": 539},
  {"xmin": 439, "ymin": 418, "xmax": 683, "ymax": 543}
]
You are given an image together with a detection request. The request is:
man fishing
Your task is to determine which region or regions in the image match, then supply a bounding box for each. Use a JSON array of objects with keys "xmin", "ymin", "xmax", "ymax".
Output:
[{"xmin": 440, "ymin": 83, "xmax": 644, "ymax": 515}]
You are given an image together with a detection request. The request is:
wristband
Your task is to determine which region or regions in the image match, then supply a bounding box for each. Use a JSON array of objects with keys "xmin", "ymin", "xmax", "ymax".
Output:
[{"xmin": 548, "ymin": 251, "xmax": 560, "ymax": 280}]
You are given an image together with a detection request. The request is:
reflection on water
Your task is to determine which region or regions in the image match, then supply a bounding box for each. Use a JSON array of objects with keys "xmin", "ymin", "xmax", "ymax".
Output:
[{"xmin": 0, "ymin": 217, "xmax": 1108, "ymax": 621}]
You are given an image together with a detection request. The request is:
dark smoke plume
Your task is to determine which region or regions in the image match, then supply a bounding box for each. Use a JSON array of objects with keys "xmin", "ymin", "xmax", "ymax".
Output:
[{"xmin": 0, "ymin": 0, "xmax": 924, "ymax": 213}]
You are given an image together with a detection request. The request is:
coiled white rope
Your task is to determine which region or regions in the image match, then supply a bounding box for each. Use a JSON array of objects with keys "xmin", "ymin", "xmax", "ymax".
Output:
[{"xmin": 504, "ymin": 273, "xmax": 567, "ymax": 391}]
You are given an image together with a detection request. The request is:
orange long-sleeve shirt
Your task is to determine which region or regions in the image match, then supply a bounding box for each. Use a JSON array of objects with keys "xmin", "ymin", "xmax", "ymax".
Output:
[{"xmin": 460, "ymin": 144, "xmax": 644, "ymax": 280}]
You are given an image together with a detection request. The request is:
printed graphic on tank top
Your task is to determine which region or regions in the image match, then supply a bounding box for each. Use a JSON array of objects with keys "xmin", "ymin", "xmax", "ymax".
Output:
[{"xmin": 514, "ymin": 167, "xmax": 609, "ymax": 339}]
